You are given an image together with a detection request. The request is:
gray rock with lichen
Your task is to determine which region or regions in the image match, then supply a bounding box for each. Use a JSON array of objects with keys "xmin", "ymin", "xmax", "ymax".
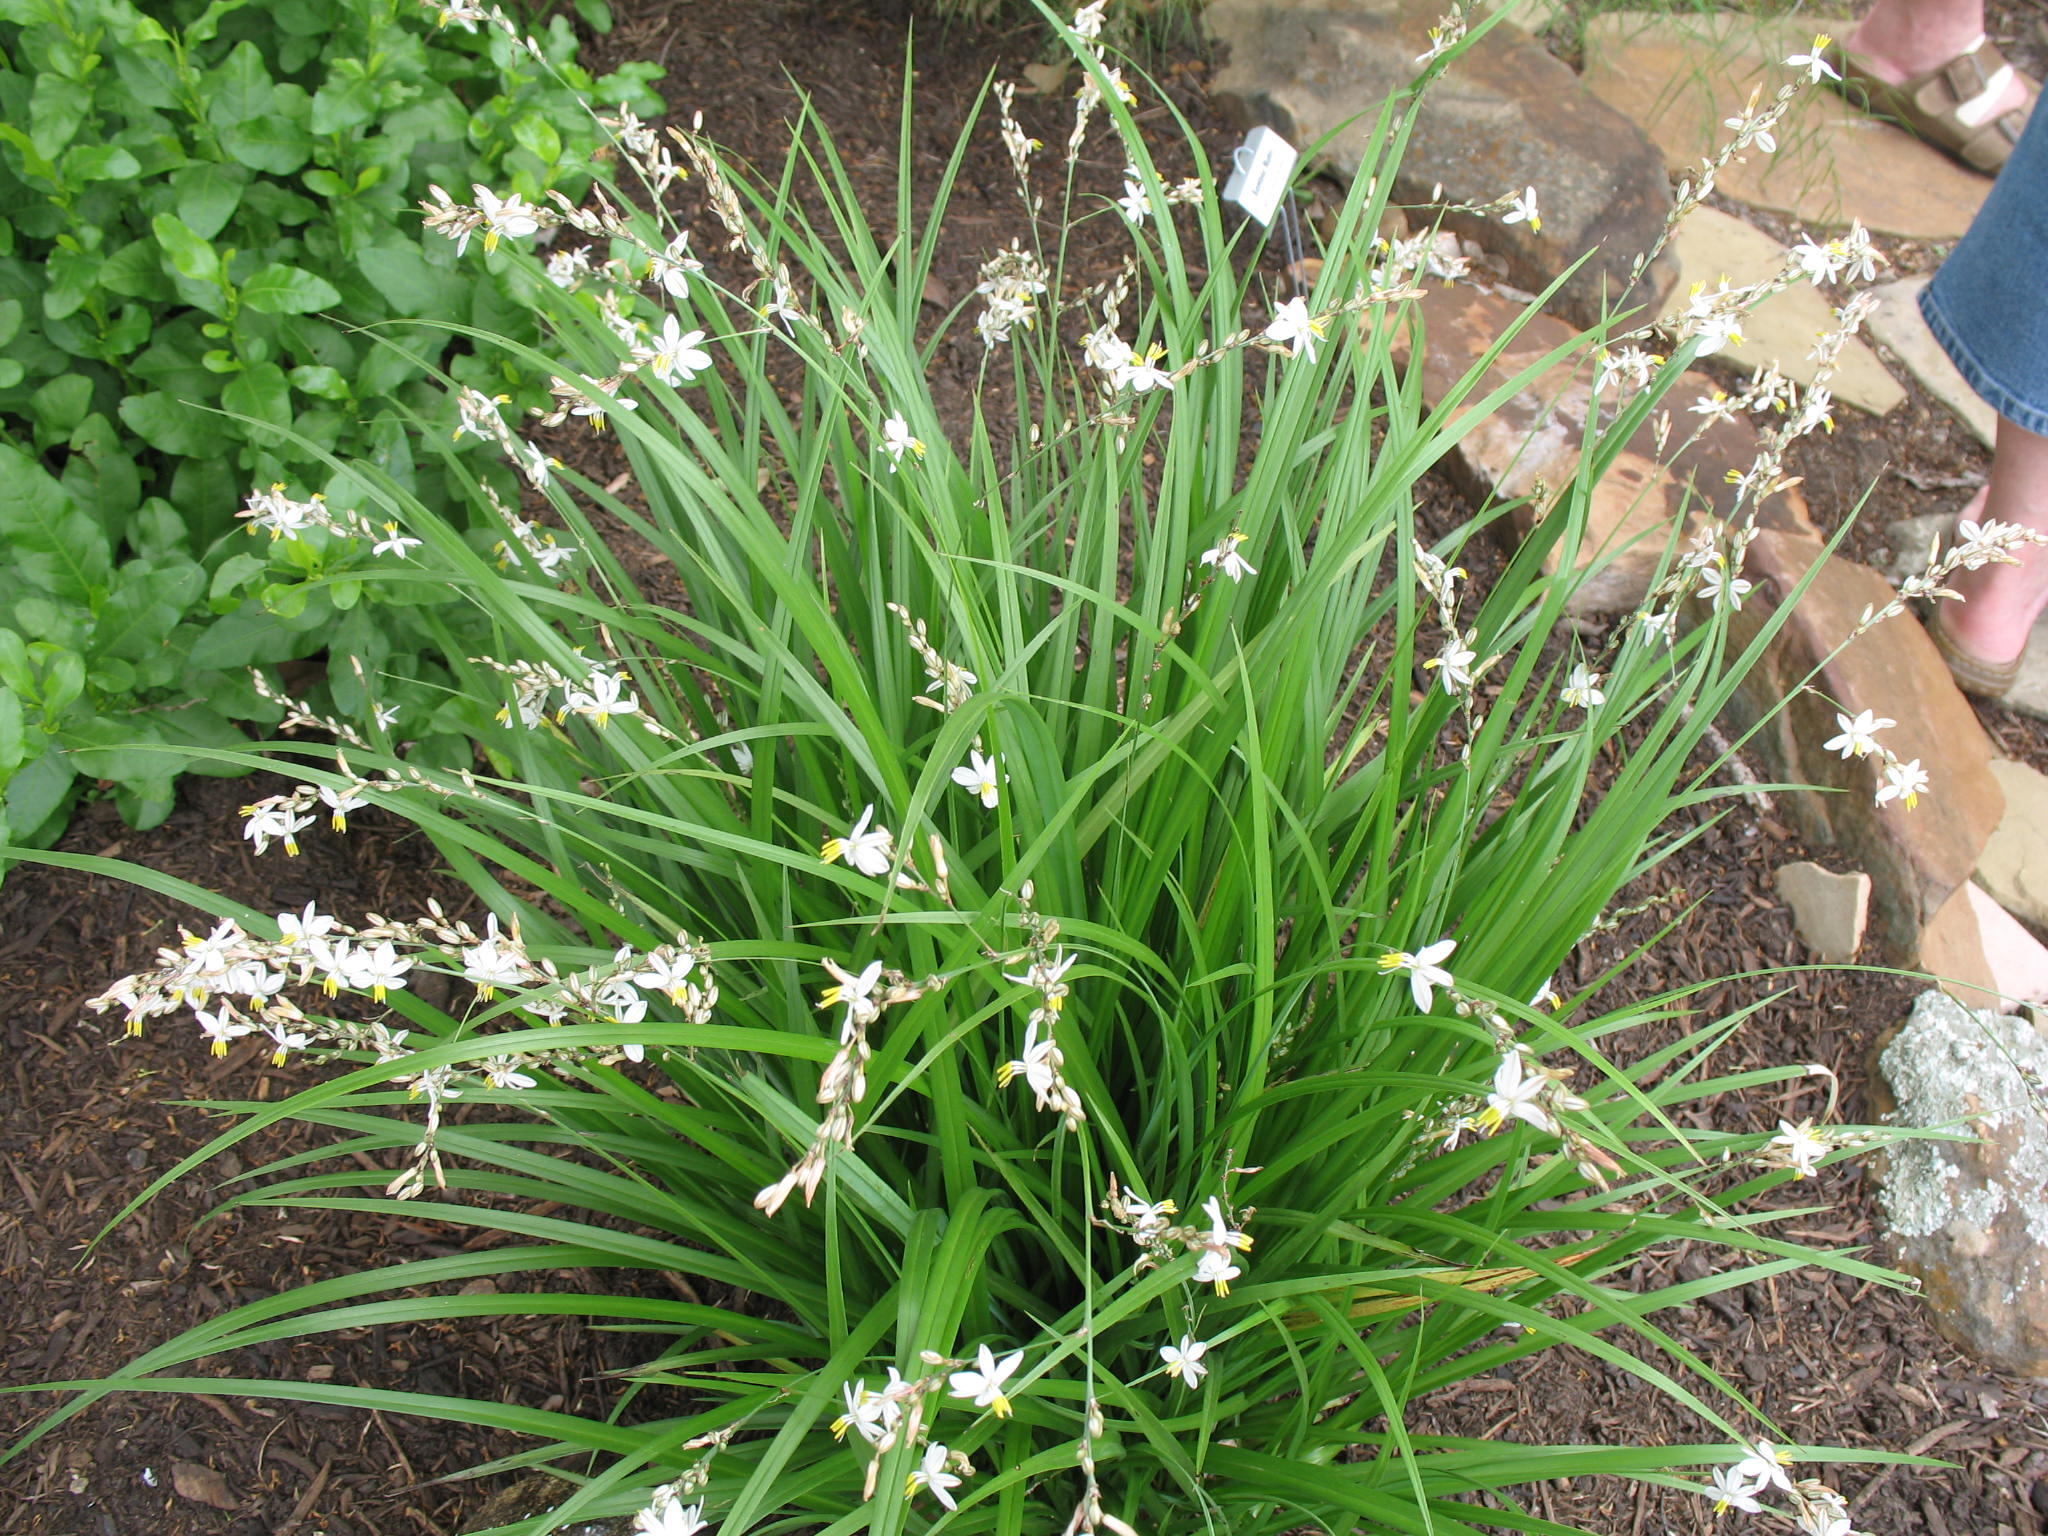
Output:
[{"xmin": 1875, "ymin": 989, "xmax": 2048, "ymax": 1376}]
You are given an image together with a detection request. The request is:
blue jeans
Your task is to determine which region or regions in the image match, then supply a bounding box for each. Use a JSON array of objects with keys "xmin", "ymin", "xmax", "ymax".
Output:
[{"xmin": 1920, "ymin": 104, "xmax": 2048, "ymax": 438}]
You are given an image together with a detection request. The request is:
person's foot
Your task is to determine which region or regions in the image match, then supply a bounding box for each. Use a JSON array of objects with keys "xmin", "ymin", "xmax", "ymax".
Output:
[
  {"xmin": 1845, "ymin": 15, "xmax": 2032, "ymax": 125},
  {"xmin": 1938, "ymin": 488, "xmax": 2044, "ymax": 666}
]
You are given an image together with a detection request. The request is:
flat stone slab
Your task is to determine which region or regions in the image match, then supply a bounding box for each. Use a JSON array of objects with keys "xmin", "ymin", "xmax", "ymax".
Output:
[
  {"xmin": 1210, "ymin": 0, "xmax": 1676, "ymax": 328},
  {"xmin": 1979, "ymin": 759, "xmax": 2048, "ymax": 934},
  {"xmin": 1581, "ymin": 12, "xmax": 1989, "ymax": 241},
  {"xmin": 1864, "ymin": 276, "xmax": 1998, "ymax": 448},
  {"xmin": 1657, "ymin": 206, "xmax": 1902, "ymax": 416},
  {"xmin": 1398, "ymin": 283, "xmax": 1798, "ymax": 612},
  {"xmin": 1773, "ymin": 859, "xmax": 1871, "ymax": 962},
  {"xmin": 1879, "ymin": 511, "xmax": 1961, "ymax": 588},
  {"xmin": 2002, "ymin": 623, "xmax": 2048, "ymax": 723},
  {"xmin": 1718, "ymin": 533, "xmax": 2005, "ymax": 958},
  {"xmin": 1920, "ymin": 879, "xmax": 2048, "ymax": 1013}
]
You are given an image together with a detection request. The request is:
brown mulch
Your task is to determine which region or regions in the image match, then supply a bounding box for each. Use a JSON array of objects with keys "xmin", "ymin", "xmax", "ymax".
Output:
[{"xmin": 6, "ymin": 2, "xmax": 2048, "ymax": 1534}]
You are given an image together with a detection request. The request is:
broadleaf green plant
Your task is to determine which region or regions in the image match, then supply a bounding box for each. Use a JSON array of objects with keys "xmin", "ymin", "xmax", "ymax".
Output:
[
  {"xmin": 0, "ymin": 0, "xmax": 662, "ymax": 853},
  {"xmin": 8, "ymin": 9, "xmax": 1922, "ymax": 1535}
]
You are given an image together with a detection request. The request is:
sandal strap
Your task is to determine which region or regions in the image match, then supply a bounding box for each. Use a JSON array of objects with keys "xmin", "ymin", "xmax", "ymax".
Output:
[
  {"xmin": 1959, "ymin": 104, "xmax": 2029, "ymax": 172},
  {"xmin": 1832, "ymin": 36, "xmax": 2038, "ymax": 173},
  {"xmin": 1937, "ymin": 39, "xmax": 1998, "ymax": 108}
]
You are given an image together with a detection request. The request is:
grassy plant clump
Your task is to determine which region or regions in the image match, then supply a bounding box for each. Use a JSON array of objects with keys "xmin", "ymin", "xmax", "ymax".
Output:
[{"xmin": 10, "ymin": 8, "xmax": 1918, "ymax": 1534}]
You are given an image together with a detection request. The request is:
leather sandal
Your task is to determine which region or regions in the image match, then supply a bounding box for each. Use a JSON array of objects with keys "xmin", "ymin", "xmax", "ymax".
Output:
[
  {"xmin": 1825, "ymin": 35, "xmax": 2037, "ymax": 175},
  {"xmin": 1925, "ymin": 601, "xmax": 2022, "ymax": 700}
]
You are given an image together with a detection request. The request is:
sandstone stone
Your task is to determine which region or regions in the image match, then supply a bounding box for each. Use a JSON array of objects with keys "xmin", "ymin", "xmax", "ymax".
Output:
[
  {"xmin": 1581, "ymin": 12, "xmax": 1989, "ymax": 242},
  {"xmin": 1657, "ymin": 206, "xmax": 1903, "ymax": 416},
  {"xmin": 1715, "ymin": 532, "xmax": 2004, "ymax": 957},
  {"xmin": 1919, "ymin": 880, "xmax": 2048, "ymax": 1013},
  {"xmin": 1398, "ymin": 283, "xmax": 1811, "ymax": 612},
  {"xmin": 1773, "ymin": 860, "xmax": 1870, "ymax": 962},
  {"xmin": 1875, "ymin": 989, "xmax": 2048, "ymax": 1375},
  {"xmin": 1864, "ymin": 277, "xmax": 1998, "ymax": 449},
  {"xmin": 2000, "ymin": 622, "xmax": 2048, "ymax": 724},
  {"xmin": 1209, "ymin": 0, "xmax": 1676, "ymax": 328},
  {"xmin": 1478, "ymin": 0, "xmax": 1567, "ymax": 36},
  {"xmin": 1980, "ymin": 760, "xmax": 2048, "ymax": 933},
  {"xmin": 1878, "ymin": 511, "xmax": 1957, "ymax": 588}
]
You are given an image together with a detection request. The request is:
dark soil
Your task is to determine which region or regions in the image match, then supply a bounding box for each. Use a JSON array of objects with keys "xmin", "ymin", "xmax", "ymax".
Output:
[{"xmin": 5, "ymin": 2, "xmax": 2047, "ymax": 1534}]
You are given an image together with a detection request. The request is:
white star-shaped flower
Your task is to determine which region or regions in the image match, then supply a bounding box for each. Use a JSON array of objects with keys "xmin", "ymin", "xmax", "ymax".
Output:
[
  {"xmin": 1427, "ymin": 638, "xmax": 1476, "ymax": 694},
  {"xmin": 1820, "ymin": 708, "xmax": 1893, "ymax": 759},
  {"xmin": 1160, "ymin": 1334, "xmax": 1210, "ymax": 1387},
  {"xmin": 473, "ymin": 185, "xmax": 542, "ymax": 253},
  {"xmin": 1707, "ymin": 1462, "xmax": 1768, "ymax": 1514},
  {"xmin": 1875, "ymin": 758, "xmax": 1929, "ymax": 810},
  {"xmin": 1264, "ymin": 296, "xmax": 1327, "ymax": 361},
  {"xmin": 1768, "ymin": 1118, "xmax": 1831, "ymax": 1177},
  {"xmin": 1499, "ymin": 185, "xmax": 1540, "ymax": 232},
  {"xmin": 1114, "ymin": 343, "xmax": 1174, "ymax": 393},
  {"xmin": 1698, "ymin": 562, "xmax": 1752, "ymax": 610},
  {"xmin": 1785, "ymin": 33, "xmax": 1841, "ymax": 84},
  {"xmin": 1559, "ymin": 663, "xmax": 1605, "ymax": 710},
  {"xmin": 1379, "ymin": 937, "xmax": 1456, "ymax": 1011},
  {"xmin": 880, "ymin": 413, "xmax": 925, "ymax": 469},
  {"xmin": 821, "ymin": 804, "xmax": 895, "ymax": 877},
  {"xmin": 906, "ymin": 1443, "xmax": 962, "ymax": 1510},
  {"xmin": 1486, "ymin": 1050, "xmax": 1561, "ymax": 1136},
  {"xmin": 947, "ymin": 1344, "xmax": 1024, "ymax": 1417},
  {"xmin": 1199, "ymin": 531, "xmax": 1257, "ymax": 582},
  {"xmin": 951, "ymin": 748, "xmax": 1004, "ymax": 809},
  {"xmin": 635, "ymin": 314, "xmax": 712, "ymax": 386}
]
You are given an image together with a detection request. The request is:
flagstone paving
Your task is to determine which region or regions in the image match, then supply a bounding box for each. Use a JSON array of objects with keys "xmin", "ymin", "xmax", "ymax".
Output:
[
  {"xmin": 1208, "ymin": 0, "xmax": 1677, "ymax": 327},
  {"xmin": 1657, "ymin": 205, "xmax": 1903, "ymax": 415},
  {"xmin": 1863, "ymin": 276, "xmax": 1999, "ymax": 448},
  {"xmin": 1580, "ymin": 11, "xmax": 1989, "ymax": 241}
]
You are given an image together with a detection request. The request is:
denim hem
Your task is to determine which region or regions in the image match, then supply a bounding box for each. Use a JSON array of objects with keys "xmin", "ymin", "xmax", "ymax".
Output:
[{"xmin": 1919, "ymin": 280, "xmax": 2048, "ymax": 440}]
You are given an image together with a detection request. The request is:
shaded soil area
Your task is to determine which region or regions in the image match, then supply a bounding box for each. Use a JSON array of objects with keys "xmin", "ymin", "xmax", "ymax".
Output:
[{"xmin": 5, "ymin": 2, "xmax": 2048, "ymax": 1535}]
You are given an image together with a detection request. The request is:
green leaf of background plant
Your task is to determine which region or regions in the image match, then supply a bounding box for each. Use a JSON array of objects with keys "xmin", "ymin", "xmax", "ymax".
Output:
[
  {"xmin": 29, "ymin": 374, "xmax": 92, "ymax": 439},
  {"xmin": 184, "ymin": 601, "xmax": 309, "ymax": 670},
  {"xmin": 512, "ymin": 112, "xmax": 562, "ymax": 166},
  {"xmin": 220, "ymin": 360, "xmax": 292, "ymax": 445},
  {"xmin": 60, "ymin": 414, "xmax": 144, "ymax": 534},
  {"xmin": 59, "ymin": 713, "xmax": 172, "ymax": 783},
  {"xmin": 96, "ymin": 238, "xmax": 175, "ymax": 302},
  {"xmin": 118, "ymin": 390, "xmax": 232, "ymax": 458},
  {"xmin": 63, "ymin": 144, "xmax": 142, "ymax": 183},
  {"xmin": 205, "ymin": 40, "xmax": 275, "ymax": 128},
  {"xmin": 150, "ymin": 211, "xmax": 222, "ymax": 287},
  {"xmin": 3, "ymin": 745, "xmax": 77, "ymax": 845},
  {"xmin": 219, "ymin": 114, "xmax": 314, "ymax": 176},
  {"xmin": 169, "ymin": 162, "xmax": 250, "ymax": 241},
  {"xmin": 240, "ymin": 263, "xmax": 341, "ymax": 315},
  {"xmin": 27, "ymin": 74, "xmax": 89, "ymax": 161},
  {"xmin": 287, "ymin": 363, "xmax": 350, "ymax": 400},
  {"xmin": 0, "ymin": 687, "xmax": 24, "ymax": 775},
  {"xmin": 311, "ymin": 69, "xmax": 380, "ymax": 135},
  {"xmin": 350, "ymin": 237, "xmax": 466, "ymax": 317},
  {"xmin": 0, "ymin": 442, "xmax": 110, "ymax": 602},
  {"xmin": 41, "ymin": 246, "xmax": 99, "ymax": 322}
]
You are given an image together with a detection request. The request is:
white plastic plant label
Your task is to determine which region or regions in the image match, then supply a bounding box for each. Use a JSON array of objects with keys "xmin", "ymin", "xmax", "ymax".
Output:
[{"xmin": 1222, "ymin": 126, "xmax": 1298, "ymax": 227}]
